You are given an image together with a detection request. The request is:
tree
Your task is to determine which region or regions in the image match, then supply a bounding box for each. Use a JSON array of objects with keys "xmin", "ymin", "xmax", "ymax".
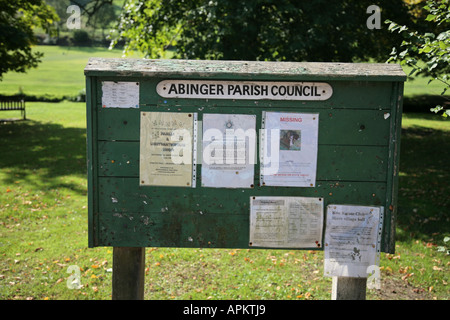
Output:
[
  {"xmin": 387, "ymin": 0, "xmax": 449, "ymax": 117},
  {"xmin": 0, "ymin": 0, "xmax": 58, "ymax": 80},
  {"xmin": 45, "ymin": 0, "xmax": 119, "ymax": 44},
  {"xmin": 70, "ymin": 0, "xmax": 115, "ymax": 27},
  {"xmin": 90, "ymin": 1, "xmax": 118, "ymax": 40},
  {"xmin": 44, "ymin": 0, "xmax": 70, "ymax": 40},
  {"xmin": 110, "ymin": 0, "xmax": 414, "ymax": 62}
]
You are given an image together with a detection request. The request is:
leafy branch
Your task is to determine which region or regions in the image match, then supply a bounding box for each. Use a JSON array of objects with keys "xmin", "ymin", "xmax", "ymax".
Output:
[
  {"xmin": 437, "ymin": 237, "xmax": 450, "ymax": 255},
  {"xmin": 386, "ymin": 0, "xmax": 450, "ymax": 117}
]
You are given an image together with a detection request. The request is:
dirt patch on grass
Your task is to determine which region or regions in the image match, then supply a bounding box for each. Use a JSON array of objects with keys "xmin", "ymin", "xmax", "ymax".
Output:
[{"xmin": 368, "ymin": 276, "xmax": 436, "ymax": 300}]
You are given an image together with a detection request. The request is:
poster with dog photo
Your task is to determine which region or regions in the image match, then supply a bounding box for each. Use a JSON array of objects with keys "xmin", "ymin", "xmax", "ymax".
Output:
[{"xmin": 261, "ymin": 111, "xmax": 319, "ymax": 187}]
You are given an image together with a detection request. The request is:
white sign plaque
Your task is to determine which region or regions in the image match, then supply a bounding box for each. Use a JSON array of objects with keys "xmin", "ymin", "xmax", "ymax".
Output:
[{"xmin": 157, "ymin": 80, "xmax": 332, "ymax": 101}]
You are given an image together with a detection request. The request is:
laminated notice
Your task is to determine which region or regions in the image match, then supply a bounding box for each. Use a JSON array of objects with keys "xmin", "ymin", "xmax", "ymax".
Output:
[
  {"xmin": 201, "ymin": 113, "xmax": 256, "ymax": 188},
  {"xmin": 324, "ymin": 205, "xmax": 384, "ymax": 278},
  {"xmin": 140, "ymin": 112, "xmax": 197, "ymax": 187},
  {"xmin": 260, "ymin": 111, "xmax": 319, "ymax": 187},
  {"xmin": 249, "ymin": 196, "xmax": 324, "ymax": 248}
]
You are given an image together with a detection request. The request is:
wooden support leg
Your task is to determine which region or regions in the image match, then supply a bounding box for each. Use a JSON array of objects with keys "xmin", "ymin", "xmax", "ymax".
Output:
[
  {"xmin": 112, "ymin": 247, "xmax": 145, "ymax": 300},
  {"xmin": 331, "ymin": 277, "xmax": 367, "ymax": 300}
]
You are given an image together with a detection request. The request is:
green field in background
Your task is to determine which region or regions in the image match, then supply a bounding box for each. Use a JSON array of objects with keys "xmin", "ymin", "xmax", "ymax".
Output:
[{"xmin": 0, "ymin": 45, "xmax": 447, "ymax": 99}]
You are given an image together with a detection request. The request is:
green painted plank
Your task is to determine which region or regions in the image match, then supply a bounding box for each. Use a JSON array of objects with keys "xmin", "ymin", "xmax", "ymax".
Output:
[
  {"xmin": 97, "ymin": 177, "xmax": 386, "ymax": 215},
  {"xmin": 95, "ymin": 78, "xmax": 393, "ymax": 110},
  {"xmin": 98, "ymin": 141, "xmax": 388, "ymax": 182},
  {"xmin": 148, "ymin": 81, "xmax": 392, "ymax": 109},
  {"xmin": 317, "ymin": 145, "xmax": 388, "ymax": 181},
  {"xmin": 382, "ymin": 82, "xmax": 404, "ymax": 253},
  {"xmin": 97, "ymin": 108, "xmax": 140, "ymax": 141},
  {"xmin": 86, "ymin": 76, "xmax": 98, "ymax": 247},
  {"xmin": 95, "ymin": 177, "xmax": 387, "ymax": 248},
  {"xmin": 97, "ymin": 108, "xmax": 390, "ymax": 146},
  {"xmin": 98, "ymin": 141, "xmax": 138, "ymax": 177},
  {"xmin": 97, "ymin": 211, "xmax": 249, "ymax": 248}
]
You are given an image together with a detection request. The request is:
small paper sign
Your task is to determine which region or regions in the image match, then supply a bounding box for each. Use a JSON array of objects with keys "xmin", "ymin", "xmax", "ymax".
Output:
[{"xmin": 102, "ymin": 81, "xmax": 139, "ymax": 108}]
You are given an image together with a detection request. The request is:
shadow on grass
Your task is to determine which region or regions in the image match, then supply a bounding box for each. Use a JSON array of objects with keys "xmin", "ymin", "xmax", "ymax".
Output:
[
  {"xmin": 59, "ymin": 45, "xmax": 119, "ymax": 54},
  {"xmin": 397, "ymin": 123, "xmax": 450, "ymax": 243},
  {"xmin": 0, "ymin": 119, "xmax": 87, "ymax": 195},
  {"xmin": 403, "ymin": 94, "xmax": 450, "ymax": 113}
]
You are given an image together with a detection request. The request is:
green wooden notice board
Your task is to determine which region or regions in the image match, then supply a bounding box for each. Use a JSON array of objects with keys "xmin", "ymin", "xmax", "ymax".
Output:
[{"xmin": 85, "ymin": 58, "xmax": 406, "ymax": 254}]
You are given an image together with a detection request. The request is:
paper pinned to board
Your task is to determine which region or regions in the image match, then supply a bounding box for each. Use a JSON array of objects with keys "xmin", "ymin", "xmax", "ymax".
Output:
[
  {"xmin": 140, "ymin": 111, "xmax": 197, "ymax": 187},
  {"xmin": 102, "ymin": 81, "xmax": 140, "ymax": 108},
  {"xmin": 249, "ymin": 196, "xmax": 324, "ymax": 248},
  {"xmin": 201, "ymin": 113, "xmax": 256, "ymax": 188},
  {"xmin": 260, "ymin": 111, "xmax": 319, "ymax": 187},
  {"xmin": 324, "ymin": 204, "xmax": 384, "ymax": 278}
]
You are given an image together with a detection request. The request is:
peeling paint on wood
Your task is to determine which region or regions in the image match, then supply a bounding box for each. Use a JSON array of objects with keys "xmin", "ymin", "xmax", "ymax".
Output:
[{"xmin": 85, "ymin": 58, "xmax": 407, "ymax": 82}]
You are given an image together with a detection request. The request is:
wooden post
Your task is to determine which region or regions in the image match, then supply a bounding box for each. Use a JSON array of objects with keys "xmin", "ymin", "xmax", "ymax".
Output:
[
  {"xmin": 112, "ymin": 247, "xmax": 145, "ymax": 300},
  {"xmin": 331, "ymin": 277, "xmax": 367, "ymax": 300}
]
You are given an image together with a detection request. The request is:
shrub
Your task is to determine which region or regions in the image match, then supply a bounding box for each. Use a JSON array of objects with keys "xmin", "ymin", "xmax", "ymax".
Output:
[{"xmin": 72, "ymin": 30, "xmax": 91, "ymax": 46}]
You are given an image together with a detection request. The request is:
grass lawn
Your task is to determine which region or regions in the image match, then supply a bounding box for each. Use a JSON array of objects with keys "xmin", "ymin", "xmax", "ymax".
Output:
[
  {"xmin": 0, "ymin": 102, "xmax": 448, "ymax": 300},
  {"xmin": 0, "ymin": 46, "xmax": 142, "ymax": 99},
  {"xmin": 0, "ymin": 45, "xmax": 448, "ymax": 102}
]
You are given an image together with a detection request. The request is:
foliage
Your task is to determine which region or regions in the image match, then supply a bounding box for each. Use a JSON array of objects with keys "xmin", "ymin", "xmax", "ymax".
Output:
[
  {"xmin": 44, "ymin": 0, "xmax": 71, "ymax": 31},
  {"xmin": 0, "ymin": 45, "xmax": 444, "ymax": 104},
  {"xmin": 110, "ymin": 0, "xmax": 413, "ymax": 62},
  {"xmin": 71, "ymin": 0, "xmax": 115, "ymax": 27},
  {"xmin": 437, "ymin": 236, "xmax": 450, "ymax": 255},
  {"xmin": 44, "ymin": 0, "xmax": 120, "ymax": 44},
  {"xmin": 89, "ymin": 1, "xmax": 118, "ymax": 34},
  {"xmin": 386, "ymin": 0, "xmax": 450, "ymax": 117},
  {"xmin": 0, "ymin": 45, "xmax": 132, "ymax": 99},
  {"xmin": 72, "ymin": 30, "xmax": 91, "ymax": 46},
  {"xmin": 0, "ymin": 0, "xmax": 58, "ymax": 80}
]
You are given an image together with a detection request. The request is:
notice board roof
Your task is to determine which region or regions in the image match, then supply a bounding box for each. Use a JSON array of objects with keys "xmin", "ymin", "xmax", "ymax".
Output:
[{"xmin": 85, "ymin": 58, "xmax": 406, "ymax": 82}]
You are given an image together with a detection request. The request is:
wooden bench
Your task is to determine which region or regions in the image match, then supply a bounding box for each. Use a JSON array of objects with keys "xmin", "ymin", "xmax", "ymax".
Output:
[{"xmin": 0, "ymin": 96, "xmax": 26, "ymax": 121}]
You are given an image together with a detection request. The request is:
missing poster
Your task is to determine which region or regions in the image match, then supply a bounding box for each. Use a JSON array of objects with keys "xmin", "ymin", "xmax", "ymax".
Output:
[
  {"xmin": 140, "ymin": 112, "xmax": 197, "ymax": 187},
  {"xmin": 201, "ymin": 113, "xmax": 256, "ymax": 188},
  {"xmin": 260, "ymin": 112, "xmax": 319, "ymax": 187},
  {"xmin": 102, "ymin": 81, "xmax": 139, "ymax": 108},
  {"xmin": 324, "ymin": 205, "xmax": 384, "ymax": 278},
  {"xmin": 249, "ymin": 196, "xmax": 324, "ymax": 248}
]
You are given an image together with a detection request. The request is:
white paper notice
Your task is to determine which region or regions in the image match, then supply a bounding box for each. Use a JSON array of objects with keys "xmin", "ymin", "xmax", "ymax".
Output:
[
  {"xmin": 324, "ymin": 205, "xmax": 384, "ymax": 278},
  {"xmin": 201, "ymin": 113, "xmax": 256, "ymax": 188},
  {"xmin": 261, "ymin": 111, "xmax": 319, "ymax": 187},
  {"xmin": 249, "ymin": 197, "xmax": 323, "ymax": 248},
  {"xmin": 102, "ymin": 81, "xmax": 139, "ymax": 108}
]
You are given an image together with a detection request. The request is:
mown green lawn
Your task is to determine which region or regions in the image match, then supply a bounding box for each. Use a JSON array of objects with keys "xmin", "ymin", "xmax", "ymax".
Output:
[
  {"xmin": 0, "ymin": 45, "xmax": 448, "ymax": 100},
  {"xmin": 0, "ymin": 46, "xmax": 142, "ymax": 99}
]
